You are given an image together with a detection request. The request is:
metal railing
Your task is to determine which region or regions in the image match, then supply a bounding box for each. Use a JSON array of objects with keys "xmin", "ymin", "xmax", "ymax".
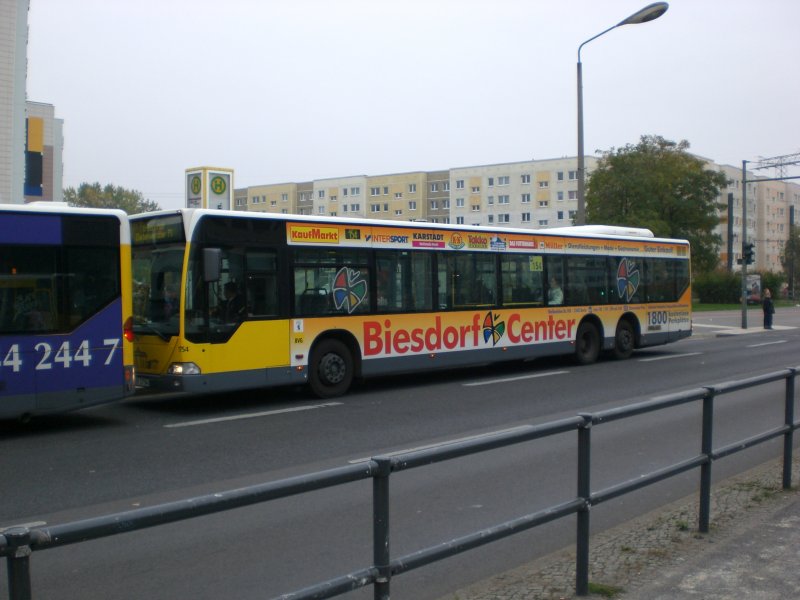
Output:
[{"xmin": 2, "ymin": 366, "xmax": 798, "ymax": 600}]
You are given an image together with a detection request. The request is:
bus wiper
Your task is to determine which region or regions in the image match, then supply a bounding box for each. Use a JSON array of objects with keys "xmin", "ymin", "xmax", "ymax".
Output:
[{"xmin": 135, "ymin": 322, "xmax": 170, "ymax": 342}]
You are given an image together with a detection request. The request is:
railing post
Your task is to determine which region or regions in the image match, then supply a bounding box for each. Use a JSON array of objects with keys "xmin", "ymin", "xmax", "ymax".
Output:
[
  {"xmin": 783, "ymin": 368, "xmax": 796, "ymax": 490},
  {"xmin": 4, "ymin": 527, "xmax": 33, "ymax": 600},
  {"xmin": 373, "ymin": 457, "xmax": 393, "ymax": 600},
  {"xmin": 699, "ymin": 387, "xmax": 715, "ymax": 533},
  {"xmin": 575, "ymin": 414, "xmax": 593, "ymax": 597}
]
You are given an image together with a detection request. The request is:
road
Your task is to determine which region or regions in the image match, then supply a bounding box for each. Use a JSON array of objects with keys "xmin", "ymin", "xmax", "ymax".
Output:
[{"xmin": 1, "ymin": 308, "xmax": 799, "ymax": 599}]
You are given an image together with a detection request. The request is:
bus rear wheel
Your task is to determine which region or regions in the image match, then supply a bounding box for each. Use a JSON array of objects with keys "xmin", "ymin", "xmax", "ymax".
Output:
[
  {"xmin": 574, "ymin": 321, "xmax": 600, "ymax": 365},
  {"xmin": 612, "ymin": 320, "xmax": 635, "ymax": 359},
  {"xmin": 309, "ymin": 339, "xmax": 354, "ymax": 398}
]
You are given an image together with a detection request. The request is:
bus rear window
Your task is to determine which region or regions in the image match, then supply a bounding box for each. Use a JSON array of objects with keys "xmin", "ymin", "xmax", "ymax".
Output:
[{"xmin": 0, "ymin": 244, "xmax": 120, "ymax": 333}]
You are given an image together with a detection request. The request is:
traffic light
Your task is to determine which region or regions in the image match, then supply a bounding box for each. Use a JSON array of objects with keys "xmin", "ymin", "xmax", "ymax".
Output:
[{"xmin": 744, "ymin": 242, "xmax": 755, "ymax": 265}]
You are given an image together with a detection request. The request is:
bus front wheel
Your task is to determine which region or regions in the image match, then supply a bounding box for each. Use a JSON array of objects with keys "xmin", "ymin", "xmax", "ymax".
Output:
[
  {"xmin": 309, "ymin": 339, "xmax": 354, "ymax": 398},
  {"xmin": 574, "ymin": 321, "xmax": 600, "ymax": 365}
]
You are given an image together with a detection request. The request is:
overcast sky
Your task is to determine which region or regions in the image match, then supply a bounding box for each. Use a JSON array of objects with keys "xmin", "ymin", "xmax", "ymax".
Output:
[{"xmin": 26, "ymin": 0, "xmax": 800, "ymax": 210}]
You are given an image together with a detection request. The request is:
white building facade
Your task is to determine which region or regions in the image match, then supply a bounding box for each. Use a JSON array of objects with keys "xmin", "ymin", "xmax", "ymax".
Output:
[
  {"xmin": 449, "ymin": 157, "xmax": 597, "ymax": 229},
  {"xmin": 0, "ymin": 0, "xmax": 29, "ymax": 204}
]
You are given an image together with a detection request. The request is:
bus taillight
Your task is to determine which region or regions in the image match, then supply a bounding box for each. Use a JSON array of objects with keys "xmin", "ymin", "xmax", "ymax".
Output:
[{"xmin": 124, "ymin": 316, "xmax": 135, "ymax": 342}]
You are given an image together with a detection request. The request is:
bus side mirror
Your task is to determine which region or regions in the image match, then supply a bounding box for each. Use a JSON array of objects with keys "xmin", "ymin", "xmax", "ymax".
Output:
[{"xmin": 203, "ymin": 248, "xmax": 222, "ymax": 282}]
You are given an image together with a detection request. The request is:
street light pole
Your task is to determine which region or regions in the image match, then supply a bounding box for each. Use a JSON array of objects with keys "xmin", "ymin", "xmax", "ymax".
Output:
[{"xmin": 575, "ymin": 2, "xmax": 669, "ymax": 226}]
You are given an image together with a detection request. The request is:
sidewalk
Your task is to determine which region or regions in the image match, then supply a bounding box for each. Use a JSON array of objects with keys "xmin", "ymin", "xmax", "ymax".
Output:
[
  {"xmin": 438, "ymin": 453, "xmax": 800, "ymax": 600},
  {"xmin": 691, "ymin": 323, "xmax": 796, "ymax": 337},
  {"xmin": 619, "ymin": 492, "xmax": 800, "ymax": 599}
]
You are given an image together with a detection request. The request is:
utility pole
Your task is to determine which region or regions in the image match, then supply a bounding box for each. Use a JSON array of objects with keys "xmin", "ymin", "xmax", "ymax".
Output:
[
  {"xmin": 741, "ymin": 161, "xmax": 748, "ymax": 328},
  {"xmin": 740, "ymin": 151, "xmax": 800, "ymax": 328}
]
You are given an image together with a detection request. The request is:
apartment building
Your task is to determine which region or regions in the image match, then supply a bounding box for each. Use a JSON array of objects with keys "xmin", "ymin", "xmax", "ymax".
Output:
[
  {"xmin": 755, "ymin": 179, "xmax": 797, "ymax": 273},
  {"xmin": 296, "ymin": 181, "xmax": 314, "ymax": 215},
  {"xmin": 234, "ymin": 158, "xmax": 596, "ymax": 229},
  {"xmin": 714, "ymin": 162, "xmax": 800, "ymax": 272},
  {"xmin": 232, "ymin": 155, "xmax": 800, "ymax": 275},
  {"xmin": 426, "ymin": 170, "xmax": 450, "ymax": 223},
  {"xmin": 311, "ymin": 175, "xmax": 367, "ymax": 218},
  {"xmin": 1, "ymin": 0, "xmax": 64, "ymax": 204},
  {"xmin": 1, "ymin": 0, "xmax": 28, "ymax": 203},
  {"xmin": 449, "ymin": 158, "xmax": 595, "ymax": 228},
  {"xmin": 366, "ymin": 171, "xmax": 428, "ymax": 222},
  {"xmin": 233, "ymin": 187, "xmax": 248, "ymax": 210},
  {"xmin": 714, "ymin": 163, "xmax": 757, "ymax": 269},
  {"xmin": 246, "ymin": 182, "xmax": 298, "ymax": 215},
  {"xmin": 23, "ymin": 101, "xmax": 64, "ymax": 202}
]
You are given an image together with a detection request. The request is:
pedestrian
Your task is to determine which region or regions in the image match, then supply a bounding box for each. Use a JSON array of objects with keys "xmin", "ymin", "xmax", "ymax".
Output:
[{"xmin": 762, "ymin": 288, "xmax": 775, "ymax": 329}]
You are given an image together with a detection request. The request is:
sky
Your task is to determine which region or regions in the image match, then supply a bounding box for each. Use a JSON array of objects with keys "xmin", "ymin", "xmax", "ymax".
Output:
[{"xmin": 26, "ymin": 0, "xmax": 800, "ymax": 210}]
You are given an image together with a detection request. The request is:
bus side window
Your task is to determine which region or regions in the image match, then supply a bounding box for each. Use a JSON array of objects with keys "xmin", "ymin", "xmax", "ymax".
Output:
[
  {"xmin": 644, "ymin": 258, "xmax": 673, "ymax": 302},
  {"xmin": 501, "ymin": 254, "xmax": 544, "ymax": 306},
  {"xmin": 294, "ymin": 266, "xmax": 332, "ymax": 315},
  {"xmin": 299, "ymin": 287, "xmax": 329, "ymax": 314},
  {"xmin": 437, "ymin": 254, "xmax": 454, "ymax": 310},
  {"xmin": 376, "ymin": 251, "xmax": 432, "ymax": 313},
  {"xmin": 545, "ymin": 256, "xmax": 566, "ymax": 306},
  {"xmin": 245, "ymin": 250, "xmax": 279, "ymax": 317}
]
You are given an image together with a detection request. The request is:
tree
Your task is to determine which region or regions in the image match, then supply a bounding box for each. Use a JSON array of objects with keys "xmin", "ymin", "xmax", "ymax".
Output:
[
  {"xmin": 780, "ymin": 224, "xmax": 800, "ymax": 299},
  {"xmin": 585, "ymin": 135, "xmax": 728, "ymax": 275},
  {"xmin": 64, "ymin": 182, "xmax": 161, "ymax": 215}
]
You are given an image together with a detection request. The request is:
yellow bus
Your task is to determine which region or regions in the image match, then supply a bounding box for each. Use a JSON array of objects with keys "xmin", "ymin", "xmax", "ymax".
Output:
[
  {"xmin": 0, "ymin": 203, "xmax": 135, "ymax": 419},
  {"xmin": 130, "ymin": 210, "xmax": 691, "ymax": 398}
]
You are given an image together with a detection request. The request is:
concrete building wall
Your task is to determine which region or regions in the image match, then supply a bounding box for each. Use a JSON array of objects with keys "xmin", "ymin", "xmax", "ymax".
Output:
[
  {"xmin": 234, "ymin": 156, "xmax": 798, "ymax": 278},
  {"xmin": 246, "ymin": 182, "xmax": 297, "ymax": 214},
  {"xmin": 756, "ymin": 179, "xmax": 795, "ymax": 273},
  {"xmin": 0, "ymin": 0, "xmax": 29, "ymax": 204},
  {"xmin": 296, "ymin": 181, "xmax": 313, "ymax": 215},
  {"xmin": 366, "ymin": 172, "xmax": 428, "ymax": 222},
  {"xmin": 450, "ymin": 157, "xmax": 594, "ymax": 229},
  {"xmin": 24, "ymin": 101, "xmax": 63, "ymax": 202},
  {"xmin": 312, "ymin": 175, "xmax": 367, "ymax": 218},
  {"xmin": 233, "ymin": 187, "xmax": 248, "ymax": 210},
  {"xmin": 713, "ymin": 163, "xmax": 755, "ymax": 269},
  {"xmin": 426, "ymin": 170, "xmax": 450, "ymax": 223},
  {"xmin": 713, "ymin": 162, "xmax": 800, "ymax": 273}
]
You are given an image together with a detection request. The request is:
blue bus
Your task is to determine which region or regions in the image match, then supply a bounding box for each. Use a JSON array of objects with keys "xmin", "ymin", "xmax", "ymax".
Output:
[{"xmin": 0, "ymin": 203, "xmax": 135, "ymax": 420}]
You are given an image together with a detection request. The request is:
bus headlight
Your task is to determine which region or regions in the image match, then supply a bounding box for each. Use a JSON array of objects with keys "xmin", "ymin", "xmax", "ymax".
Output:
[{"xmin": 167, "ymin": 362, "xmax": 201, "ymax": 376}]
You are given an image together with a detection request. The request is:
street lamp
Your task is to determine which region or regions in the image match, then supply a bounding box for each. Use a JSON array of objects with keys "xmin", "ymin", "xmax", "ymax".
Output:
[{"xmin": 576, "ymin": 2, "xmax": 669, "ymax": 225}]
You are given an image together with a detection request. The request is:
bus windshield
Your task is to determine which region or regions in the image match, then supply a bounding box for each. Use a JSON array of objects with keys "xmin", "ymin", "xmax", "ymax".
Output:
[
  {"xmin": 131, "ymin": 214, "xmax": 187, "ymax": 340},
  {"xmin": 132, "ymin": 245, "xmax": 184, "ymax": 340}
]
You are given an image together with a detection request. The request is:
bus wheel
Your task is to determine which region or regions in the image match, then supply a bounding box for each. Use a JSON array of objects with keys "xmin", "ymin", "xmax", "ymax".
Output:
[
  {"xmin": 309, "ymin": 339, "xmax": 353, "ymax": 398},
  {"xmin": 574, "ymin": 321, "xmax": 600, "ymax": 365},
  {"xmin": 612, "ymin": 320, "xmax": 635, "ymax": 359}
]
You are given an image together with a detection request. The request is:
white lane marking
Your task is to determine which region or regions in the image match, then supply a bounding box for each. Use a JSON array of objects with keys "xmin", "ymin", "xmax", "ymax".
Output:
[
  {"xmin": 747, "ymin": 340, "xmax": 788, "ymax": 348},
  {"xmin": 164, "ymin": 402, "xmax": 343, "ymax": 429},
  {"xmin": 638, "ymin": 352, "xmax": 703, "ymax": 363},
  {"xmin": 693, "ymin": 323, "xmax": 738, "ymax": 329},
  {"xmin": 463, "ymin": 370, "xmax": 569, "ymax": 387},
  {"xmin": 348, "ymin": 426, "xmax": 534, "ymax": 464}
]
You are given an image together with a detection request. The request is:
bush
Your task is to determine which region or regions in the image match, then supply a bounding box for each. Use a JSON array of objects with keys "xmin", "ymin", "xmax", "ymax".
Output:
[
  {"xmin": 759, "ymin": 272, "xmax": 785, "ymax": 297},
  {"xmin": 693, "ymin": 270, "xmax": 741, "ymax": 304}
]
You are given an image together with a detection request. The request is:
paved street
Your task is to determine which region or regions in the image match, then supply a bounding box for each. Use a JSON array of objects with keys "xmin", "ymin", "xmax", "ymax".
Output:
[
  {"xmin": 2, "ymin": 308, "xmax": 800, "ymax": 599},
  {"xmin": 439, "ymin": 312, "xmax": 800, "ymax": 600}
]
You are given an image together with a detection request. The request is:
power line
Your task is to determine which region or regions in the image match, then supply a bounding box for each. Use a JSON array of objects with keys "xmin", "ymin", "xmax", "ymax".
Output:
[{"xmin": 753, "ymin": 151, "xmax": 800, "ymax": 178}]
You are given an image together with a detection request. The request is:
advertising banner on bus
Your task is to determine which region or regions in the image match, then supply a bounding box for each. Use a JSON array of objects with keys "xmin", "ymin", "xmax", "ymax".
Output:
[{"xmin": 286, "ymin": 222, "xmax": 687, "ymax": 257}]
